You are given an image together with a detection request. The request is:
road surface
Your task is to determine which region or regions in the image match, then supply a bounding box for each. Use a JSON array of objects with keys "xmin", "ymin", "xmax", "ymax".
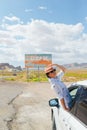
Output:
[{"xmin": 0, "ymin": 81, "xmax": 56, "ymax": 130}]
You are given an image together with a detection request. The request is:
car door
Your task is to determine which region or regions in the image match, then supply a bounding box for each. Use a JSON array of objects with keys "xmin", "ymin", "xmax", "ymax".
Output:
[
  {"xmin": 57, "ymin": 85, "xmax": 78, "ymax": 130},
  {"xmin": 66, "ymin": 113, "xmax": 87, "ymax": 130},
  {"xmin": 58, "ymin": 107, "xmax": 71, "ymax": 130},
  {"xmin": 57, "ymin": 85, "xmax": 80, "ymax": 130},
  {"xmin": 67, "ymin": 86, "xmax": 87, "ymax": 130},
  {"xmin": 58, "ymin": 105, "xmax": 87, "ymax": 130}
]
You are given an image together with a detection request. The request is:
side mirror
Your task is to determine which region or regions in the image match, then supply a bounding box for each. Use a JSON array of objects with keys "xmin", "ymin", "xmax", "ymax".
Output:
[{"xmin": 49, "ymin": 98, "xmax": 60, "ymax": 108}]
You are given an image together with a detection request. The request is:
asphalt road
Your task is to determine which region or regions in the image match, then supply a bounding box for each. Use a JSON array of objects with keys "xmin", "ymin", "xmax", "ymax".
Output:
[{"xmin": 0, "ymin": 81, "xmax": 56, "ymax": 130}]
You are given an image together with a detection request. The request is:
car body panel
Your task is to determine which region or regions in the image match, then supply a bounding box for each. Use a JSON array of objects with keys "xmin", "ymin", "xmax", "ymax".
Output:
[
  {"xmin": 52, "ymin": 107, "xmax": 87, "ymax": 130},
  {"xmin": 49, "ymin": 80, "xmax": 87, "ymax": 130},
  {"xmin": 67, "ymin": 113, "xmax": 87, "ymax": 130},
  {"xmin": 70, "ymin": 80, "xmax": 87, "ymax": 87}
]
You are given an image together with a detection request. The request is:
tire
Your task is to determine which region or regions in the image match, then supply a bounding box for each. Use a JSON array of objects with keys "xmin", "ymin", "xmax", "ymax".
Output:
[{"xmin": 52, "ymin": 118, "xmax": 56, "ymax": 130}]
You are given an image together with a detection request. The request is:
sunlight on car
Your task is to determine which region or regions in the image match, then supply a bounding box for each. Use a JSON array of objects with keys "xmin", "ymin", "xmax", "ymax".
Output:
[{"xmin": 49, "ymin": 80, "xmax": 87, "ymax": 130}]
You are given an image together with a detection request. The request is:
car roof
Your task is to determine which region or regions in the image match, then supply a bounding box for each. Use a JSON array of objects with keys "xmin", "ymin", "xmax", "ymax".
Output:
[{"xmin": 72, "ymin": 80, "xmax": 87, "ymax": 88}]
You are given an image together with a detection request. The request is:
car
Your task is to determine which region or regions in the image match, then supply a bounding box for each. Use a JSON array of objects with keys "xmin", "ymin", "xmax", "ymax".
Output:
[{"xmin": 49, "ymin": 80, "xmax": 87, "ymax": 130}]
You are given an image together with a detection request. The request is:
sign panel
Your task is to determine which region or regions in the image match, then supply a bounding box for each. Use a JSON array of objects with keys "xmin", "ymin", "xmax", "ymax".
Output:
[{"xmin": 25, "ymin": 54, "xmax": 52, "ymax": 68}]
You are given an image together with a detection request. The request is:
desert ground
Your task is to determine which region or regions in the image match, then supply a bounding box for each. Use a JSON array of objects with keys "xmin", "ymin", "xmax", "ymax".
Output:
[{"xmin": 0, "ymin": 80, "xmax": 59, "ymax": 130}]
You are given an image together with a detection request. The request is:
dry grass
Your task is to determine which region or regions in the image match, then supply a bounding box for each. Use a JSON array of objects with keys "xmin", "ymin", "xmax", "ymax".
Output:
[
  {"xmin": 0, "ymin": 69, "xmax": 87, "ymax": 82},
  {"xmin": 63, "ymin": 69, "xmax": 87, "ymax": 82}
]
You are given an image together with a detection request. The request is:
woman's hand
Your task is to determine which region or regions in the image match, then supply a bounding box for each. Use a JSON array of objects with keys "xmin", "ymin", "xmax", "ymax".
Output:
[{"xmin": 49, "ymin": 64, "xmax": 67, "ymax": 73}]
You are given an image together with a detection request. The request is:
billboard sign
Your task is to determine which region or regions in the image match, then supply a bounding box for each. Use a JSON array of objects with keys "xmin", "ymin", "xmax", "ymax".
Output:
[{"xmin": 25, "ymin": 54, "xmax": 52, "ymax": 68}]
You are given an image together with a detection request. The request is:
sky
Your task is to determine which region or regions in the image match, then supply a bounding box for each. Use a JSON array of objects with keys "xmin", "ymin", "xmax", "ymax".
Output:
[{"xmin": 0, "ymin": 0, "xmax": 87, "ymax": 67}]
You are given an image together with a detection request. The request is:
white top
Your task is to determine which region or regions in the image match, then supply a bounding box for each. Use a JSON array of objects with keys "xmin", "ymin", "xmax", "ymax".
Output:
[{"xmin": 49, "ymin": 71, "xmax": 72, "ymax": 108}]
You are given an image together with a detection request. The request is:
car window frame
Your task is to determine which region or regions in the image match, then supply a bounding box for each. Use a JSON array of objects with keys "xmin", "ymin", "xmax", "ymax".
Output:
[{"xmin": 68, "ymin": 85, "xmax": 87, "ymax": 126}]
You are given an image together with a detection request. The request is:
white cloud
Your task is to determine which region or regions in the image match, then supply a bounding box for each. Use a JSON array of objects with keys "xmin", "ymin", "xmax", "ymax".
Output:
[
  {"xmin": 0, "ymin": 17, "xmax": 87, "ymax": 67},
  {"xmin": 25, "ymin": 9, "xmax": 33, "ymax": 13},
  {"xmin": 38, "ymin": 6, "xmax": 47, "ymax": 10},
  {"xmin": 4, "ymin": 16, "xmax": 20, "ymax": 22},
  {"xmin": 2, "ymin": 16, "xmax": 23, "ymax": 25},
  {"xmin": 85, "ymin": 17, "xmax": 87, "ymax": 22}
]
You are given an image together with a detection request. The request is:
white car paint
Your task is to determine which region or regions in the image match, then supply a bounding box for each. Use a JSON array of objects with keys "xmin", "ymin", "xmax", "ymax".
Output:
[
  {"xmin": 50, "ymin": 80, "xmax": 87, "ymax": 130},
  {"xmin": 71, "ymin": 80, "xmax": 87, "ymax": 87}
]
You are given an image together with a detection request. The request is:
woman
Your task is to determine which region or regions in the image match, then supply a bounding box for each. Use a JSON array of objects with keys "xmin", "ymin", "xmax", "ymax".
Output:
[{"xmin": 44, "ymin": 64, "xmax": 72, "ymax": 111}]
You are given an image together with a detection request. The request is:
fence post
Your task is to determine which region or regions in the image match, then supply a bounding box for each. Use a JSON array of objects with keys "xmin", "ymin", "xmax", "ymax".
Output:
[{"xmin": 38, "ymin": 66, "xmax": 40, "ymax": 82}]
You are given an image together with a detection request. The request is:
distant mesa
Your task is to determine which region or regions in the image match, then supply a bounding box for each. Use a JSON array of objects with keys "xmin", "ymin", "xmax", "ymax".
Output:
[
  {"xmin": 0, "ymin": 63, "xmax": 22, "ymax": 71},
  {"xmin": 64, "ymin": 63, "xmax": 87, "ymax": 69},
  {"xmin": 0, "ymin": 62, "xmax": 87, "ymax": 71}
]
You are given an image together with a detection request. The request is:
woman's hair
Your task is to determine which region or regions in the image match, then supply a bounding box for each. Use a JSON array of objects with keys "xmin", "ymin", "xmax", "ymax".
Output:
[{"xmin": 46, "ymin": 73, "xmax": 51, "ymax": 78}]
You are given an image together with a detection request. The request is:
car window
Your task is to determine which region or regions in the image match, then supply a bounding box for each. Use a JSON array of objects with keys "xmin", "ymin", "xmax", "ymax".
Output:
[
  {"xmin": 70, "ymin": 88, "xmax": 78, "ymax": 98},
  {"xmin": 76, "ymin": 99, "xmax": 87, "ymax": 125},
  {"xmin": 69, "ymin": 86, "xmax": 78, "ymax": 99},
  {"xmin": 75, "ymin": 88, "xmax": 87, "ymax": 125},
  {"xmin": 70, "ymin": 86, "xmax": 87, "ymax": 116}
]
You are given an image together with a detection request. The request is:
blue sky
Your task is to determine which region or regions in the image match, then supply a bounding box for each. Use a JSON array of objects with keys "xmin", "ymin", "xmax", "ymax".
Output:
[
  {"xmin": 0, "ymin": 0, "xmax": 87, "ymax": 24},
  {"xmin": 0, "ymin": 0, "xmax": 87, "ymax": 67}
]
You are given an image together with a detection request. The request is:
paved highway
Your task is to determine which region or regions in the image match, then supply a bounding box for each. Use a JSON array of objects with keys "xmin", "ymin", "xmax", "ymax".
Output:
[{"xmin": 0, "ymin": 81, "xmax": 55, "ymax": 130}]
